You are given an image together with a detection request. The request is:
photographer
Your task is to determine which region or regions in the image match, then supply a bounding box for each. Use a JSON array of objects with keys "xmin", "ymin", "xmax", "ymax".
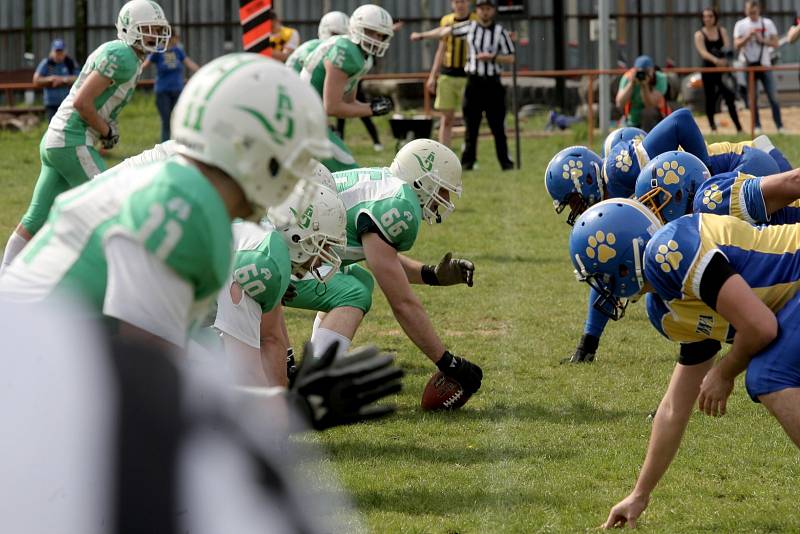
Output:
[
  {"xmin": 694, "ymin": 6, "xmax": 742, "ymax": 133},
  {"xmin": 615, "ymin": 55, "xmax": 669, "ymax": 132}
]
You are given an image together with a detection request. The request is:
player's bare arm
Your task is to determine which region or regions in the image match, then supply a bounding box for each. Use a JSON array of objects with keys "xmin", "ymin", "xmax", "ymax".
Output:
[
  {"xmin": 323, "ymin": 60, "xmax": 372, "ymax": 118},
  {"xmin": 698, "ymin": 275, "xmax": 778, "ymax": 417},
  {"xmin": 759, "ymin": 168, "xmax": 800, "ymax": 214},
  {"xmin": 72, "ymin": 71, "xmax": 115, "ymax": 137},
  {"xmin": 259, "ymin": 304, "xmax": 292, "ymax": 387},
  {"xmin": 363, "ymin": 232, "xmax": 446, "ymax": 362}
]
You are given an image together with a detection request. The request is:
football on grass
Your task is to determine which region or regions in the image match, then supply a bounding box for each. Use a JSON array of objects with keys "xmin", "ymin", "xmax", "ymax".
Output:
[{"xmin": 421, "ymin": 371, "xmax": 471, "ymax": 411}]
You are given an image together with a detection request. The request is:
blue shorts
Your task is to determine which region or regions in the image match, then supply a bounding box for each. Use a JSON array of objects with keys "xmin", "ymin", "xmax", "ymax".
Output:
[{"xmin": 745, "ymin": 291, "xmax": 800, "ymax": 401}]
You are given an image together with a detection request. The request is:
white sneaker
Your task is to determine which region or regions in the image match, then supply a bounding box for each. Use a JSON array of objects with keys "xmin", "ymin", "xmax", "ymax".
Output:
[
  {"xmin": 754, "ymin": 127, "xmax": 763, "ymax": 135},
  {"xmin": 373, "ymin": 143, "xmax": 384, "ymax": 152},
  {"xmin": 752, "ymin": 134, "xmax": 775, "ymax": 152},
  {"xmin": 777, "ymin": 127, "xmax": 785, "ymax": 135}
]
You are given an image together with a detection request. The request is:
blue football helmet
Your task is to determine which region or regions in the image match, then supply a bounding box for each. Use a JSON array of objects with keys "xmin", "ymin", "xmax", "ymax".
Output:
[
  {"xmin": 569, "ymin": 198, "xmax": 662, "ymax": 320},
  {"xmin": 602, "ymin": 127, "xmax": 646, "ymax": 158},
  {"xmin": 634, "ymin": 151, "xmax": 710, "ymax": 224},
  {"xmin": 544, "ymin": 146, "xmax": 604, "ymax": 225},
  {"xmin": 603, "ymin": 139, "xmax": 650, "ymax": 199}
]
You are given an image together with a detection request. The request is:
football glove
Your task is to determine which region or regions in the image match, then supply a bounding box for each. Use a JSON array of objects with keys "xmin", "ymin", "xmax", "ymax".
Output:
[
  {"xmin": 288, "ymin": 342, "xmax": 404, "ymax": 431},
  {"xmin": 100, "ymin": 121, "xmax": 120, "ymax": 149},
  {"xmin": 560, "ymin": 333, "xmax": 599, "ymax": 364},
  {"xmin": 426, "ymin": 252, "xmax": 475, "ymax": 287},
  {"xmin": 436, "ymin": 350, "xmax": 483, "ymax": 395},
  {"xmin": 281, "ymin": 283, "xmax": 297, "ymax": 305},
  {"xmin": 369, "ymin": 96, "xmax": 394, "ymax": 117}
]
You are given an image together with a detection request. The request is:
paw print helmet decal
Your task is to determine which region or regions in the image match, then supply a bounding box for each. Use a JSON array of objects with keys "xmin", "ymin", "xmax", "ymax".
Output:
[
  {"xmin": 544, "ymin": 146, "xmax": 604, "ymax": 225},
  {"xmin": 635, "ymin": 151, "xmax": 710, "ymax": 224},
  {"xmin": 603, "ymin": 138, "xmax": 650, "ymax": 199},
  {"xmin": 569, "ymin": 198, "xmax": 662, "ymax": 320}
]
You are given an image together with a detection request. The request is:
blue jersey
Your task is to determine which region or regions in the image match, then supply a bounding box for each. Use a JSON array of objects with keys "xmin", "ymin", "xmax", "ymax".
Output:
[
  {"xmin": 36, "ymin": 56, "xmax": 80, "ymax": 107},
  {"xmin": 148, "ymin": 46, "xmax": 187, "ymax": 93},
  {"xmin": 706, "ymin": 141, "xmax": 778, "ymax": 176},
  {"xmin": 644, "ymin": 213, "xmax": 800, "ymax": 344},
  {"xmin": 694, "ymin": 171, "xmax": 800, "ymax": 226}
]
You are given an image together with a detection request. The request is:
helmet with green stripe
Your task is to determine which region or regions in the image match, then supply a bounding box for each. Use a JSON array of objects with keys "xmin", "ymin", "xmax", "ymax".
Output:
[
  {"xmin": 116, "ymin": 0, "xmax": 171, "ymax": 53},
  {"xmin": 171, "ymin": 54, "xmax": 332, "ymax": 213}
]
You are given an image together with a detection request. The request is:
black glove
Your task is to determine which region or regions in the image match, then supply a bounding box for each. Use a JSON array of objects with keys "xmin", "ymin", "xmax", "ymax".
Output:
[
  {"xmin": 281, "ymin": 283, "xmax": 297, "ymax": 305},
  {"xmin": 560, "ymin": 333, "xmax": 599, "ymax": 364},
  {"xmin": 286, "ymin": 347, "xmax": 298, "ymax": 387},
  {"xmin": 100, "ymin": 121, "xmax": 119, "ymax": 149},
  {"xmin": 436, "ymin": 350, "xmax": 482, "ymax": 395},
  {"xmin": 369, "ymin": 96, "xmax": 394, "ymax": 117},
  {"xmin": 288, "ymin": 342, "xmax": 404, "ymax": 431},
  {"xmin": 423, "ymin": 252, "xmax": 475, "ymax": 287}
]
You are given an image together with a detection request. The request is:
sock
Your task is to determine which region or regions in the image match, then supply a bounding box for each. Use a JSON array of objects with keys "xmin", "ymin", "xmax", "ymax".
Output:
[
  {"xmin": 1, "ymin": 233, "xmax": 29, "ymax": 274},
  {"xmin": 310, "ymin": 327, "xmax": 351, "ymax": 359},
  {"xmin": 311, "ymin": 313, "xmax": 323, "ymax": 339}
]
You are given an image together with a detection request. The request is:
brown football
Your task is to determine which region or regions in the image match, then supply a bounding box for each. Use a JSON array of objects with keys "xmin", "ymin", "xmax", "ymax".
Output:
[{"xmin": 420, "ymin": 371, "xmax": 471, "ymax": 411}]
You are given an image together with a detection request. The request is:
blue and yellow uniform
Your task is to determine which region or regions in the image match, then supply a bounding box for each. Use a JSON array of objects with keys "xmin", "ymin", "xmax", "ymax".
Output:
[
  {"xmin": 644, "ymin": 213, "xmax": 800, "ymax": 400},
  {"xmin": 706, "ymin": 141, "xmax": 779, "ymax": 177},
  {"xmin": 694, "ymin": 171, "xmax": 800, "ymax": 225}
]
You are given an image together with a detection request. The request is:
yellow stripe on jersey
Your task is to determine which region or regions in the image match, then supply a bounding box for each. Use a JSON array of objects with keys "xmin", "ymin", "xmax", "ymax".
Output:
[
  {"xmin": 440, "ymin": 12, "xmax": 477, "ymax": 71},
  {"xmin": 660, "ymin": 298, "xmax": 731, "ymax": 344},
  {"xmin": 706, "ymin": 140, "xmax": 751, "ymax": 156},
  {"xmin": 729, "ymin": 172, "xmax": 759, "ymax": 224}
]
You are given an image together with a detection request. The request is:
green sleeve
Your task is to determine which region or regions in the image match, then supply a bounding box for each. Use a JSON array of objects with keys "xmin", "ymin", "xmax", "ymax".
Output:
[
  {"xmin": 94, "ymin": 43, "xmax": 139, "ymax": 83},
  {"xmin": 232, "ymin": 253, "xmax": 289, "ymax": 312},
  {"xmin": 357, "ymin": 196, "xmax": 420, "ymax": 252},
  {"xmin": 654, "ymin": 71, "xmax": 668, "ymax": 95},
  {"xmin": 326, "ymin": 38, "xmax": 362, "ymax": 77},
  {"xmin": 118, "ymin": 182, "xmax": 231, "ymax": 300}
]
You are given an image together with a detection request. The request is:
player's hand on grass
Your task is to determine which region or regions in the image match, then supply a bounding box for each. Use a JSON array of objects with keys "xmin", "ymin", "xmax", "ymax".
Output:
[
  {"xmin": 370, "ymin": 96, "xmax": 394, "ymax": 117},
  {"xmin": 432, "ymin": 252, "xmax": 474, "ymax": 287},
  {"xmin": 289, "ymin": 342, "xmax": 404, "ymax": 431},
  {"xmin": 100, "ymin": 121, "xmax": 120, "ymax": 149},
  {"xmin": 436, "ymin": 351, "xmax": 483, "ymax": 395},
  {"xmin": 603, "ymin": 493, "xmax": 649, "ymax": 529},
  {"xmin": 560, "ymin": 333, "xmax": 598, "ymax": 364},
  {"xmin": 697, "ymin": 364, "xmax": 734, "ymax": 417}
]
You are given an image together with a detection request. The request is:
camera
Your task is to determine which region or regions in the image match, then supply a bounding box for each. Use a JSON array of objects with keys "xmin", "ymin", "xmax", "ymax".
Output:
[{"xmin": 635, "ymin": 70, "xmax": 647, "ymax": 81}]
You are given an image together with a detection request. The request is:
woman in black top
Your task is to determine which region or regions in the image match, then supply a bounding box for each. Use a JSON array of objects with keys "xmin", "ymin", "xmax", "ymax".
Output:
[{"xmin": 694, "ymin": 7, "xmax": 742, "ymax": 132}]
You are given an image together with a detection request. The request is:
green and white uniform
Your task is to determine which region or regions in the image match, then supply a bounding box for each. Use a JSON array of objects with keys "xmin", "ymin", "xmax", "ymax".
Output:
[
  {"xmin": 0, "ymin": 157, "xmax": 232, "ymax": 346},
  {"xmin": 287, "ymin": 167, "xmax": 422, "ymax": 313},
  {"xmin": 301, "ymin": 36, "xmax": 374, "ymax": 173},
  {"xmin": 213, "ymin": 222, "xmax": 292, "ymax": 349},
  {"xmin": 286, "ymin": 38, "xmax": 321, "ymax": 73},
  {"xmin": 21, "ymin": 40, "xmax": 143, "ymax": 235}
]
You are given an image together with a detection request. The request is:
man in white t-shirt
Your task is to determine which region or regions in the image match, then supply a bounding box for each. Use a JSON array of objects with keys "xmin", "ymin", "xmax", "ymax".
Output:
[{"xmin": 733, "ymin": 0, "xmax": 783, "ymax": 133}]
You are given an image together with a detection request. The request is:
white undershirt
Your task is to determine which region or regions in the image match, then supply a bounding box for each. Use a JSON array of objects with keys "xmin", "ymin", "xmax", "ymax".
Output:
[{"xmin": 103, "ymin": 234, "xmax": 194, "ymax": 347}]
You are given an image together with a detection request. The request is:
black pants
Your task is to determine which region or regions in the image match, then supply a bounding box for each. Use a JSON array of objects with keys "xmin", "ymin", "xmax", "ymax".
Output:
[
  {"xmin": 701, "ymin": 72, "xmax": 741, "ymax": 131},
  {"xmin": 461, "ymin": 75, "xmax": 512, "ymax": 169},
  {"xmin": 335, "ymin": 82, "xmax": 381, "ymax": 145}
]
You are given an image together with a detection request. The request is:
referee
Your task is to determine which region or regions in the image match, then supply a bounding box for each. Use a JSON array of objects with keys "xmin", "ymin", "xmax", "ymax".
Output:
[{"xmin": 413, "ymin": 0, "xmax": 515, "ymax": 170}]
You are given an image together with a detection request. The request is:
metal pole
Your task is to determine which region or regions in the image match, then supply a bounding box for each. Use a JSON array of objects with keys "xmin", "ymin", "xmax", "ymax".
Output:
[
  {"xmin": 748, "ymin": 68, "xmax": 756, "ymax": 137},
  {"xmin": 511, "ymin": 18, "xmax": 521, "ymax": 169},
  {"xmin": 553, "ymin": 0, "xmax": 566, "ymax": 111},
  {"xmin": 587, "ymin": 75, "xmax": 594, "ymax": 147},
  {"xmin": 597, "ymin": 0, "xmax": 611, "ymax": 136}
]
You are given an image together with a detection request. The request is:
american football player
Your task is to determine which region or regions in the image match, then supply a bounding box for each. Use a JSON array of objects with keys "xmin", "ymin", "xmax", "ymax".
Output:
[
  {"xmin": 568, "ymin": 200, "xmax": 800, "ymax": 527},
  {"xmin": 269, "ymin": 139, "xmax": 483, "ymax": 397},
  {"xmin": 286, "ymin": 11, "xmax": 350, "ymax": 73},
  {"xmin": 213, "ymin": 176, "xmax": 347, "ymax": 387},
  {"xmin": 301, "ymin": 4, "xmax": 395, "ymax": 172},
  {"xmin": 636, "ymin": 150, "xmax": 800, "ymax": 226},
  {"xmin": 601, "ymin": 126, "xmax": 645, "ymax": 158},
  {"xmin": 0, "ymin": 54, "xmax": 331, "ymax": 350},
  {"xmin": 0, "ymin": 0, "xmax": 172, "ymax": 274}
]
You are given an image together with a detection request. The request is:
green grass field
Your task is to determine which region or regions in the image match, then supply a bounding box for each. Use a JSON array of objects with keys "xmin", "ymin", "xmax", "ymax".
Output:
[{"xmin": 2, "ymin": 96, "xmax": 799, "ymax": 533}]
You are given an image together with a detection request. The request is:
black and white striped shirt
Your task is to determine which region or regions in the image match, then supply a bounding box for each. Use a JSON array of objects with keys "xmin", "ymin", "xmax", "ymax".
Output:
[{"xmin": 452, "ymin": 20, "xmax": 515, "ymax": 77}]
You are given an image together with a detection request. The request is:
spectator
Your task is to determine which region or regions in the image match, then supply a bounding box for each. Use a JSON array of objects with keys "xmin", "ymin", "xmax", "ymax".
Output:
[
  {"xmin": 268, "ymin": 11, "xmax": 300, "ymax": 62},
  {"xmin": 733, "ymin": 0, "xmax": 782, "ymax": 134},
  {"xmin": 142, "ymin": 33, "xmax": 200, "ymax": 142},
  {"xmin": 615, "ymin": 55, "xmax": 669, "ymax": 132},
  {"xmin": 694, "ymin": 7, "xmax": 742, "ymax": 132},
  {"xmin": 426, "ymin": 0, "xmax": 476, "ymax": 147},
  {"xmin": 33, "ymin": 39, "xmax": 79, "ymax": 123}
]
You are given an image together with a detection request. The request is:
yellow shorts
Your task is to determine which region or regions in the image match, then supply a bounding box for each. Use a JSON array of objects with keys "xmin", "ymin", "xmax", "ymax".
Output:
[{"xmin": 434, "ymin": 74, "xmax": 467, "ymax": 111}]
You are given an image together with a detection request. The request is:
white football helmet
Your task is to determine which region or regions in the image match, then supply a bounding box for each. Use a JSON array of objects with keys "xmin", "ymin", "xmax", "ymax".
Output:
[
  {"xmin": 116, "ymin": 0, "xmax": 171, "ymax": 53},
  {"xmin": 310, "ymin": 161, "xmax": 337, "ymax": 191},
  {"xmin": 389, "ymin": 139, "xmax": 463, "ymax": 224},
  {"xmin": 349, "ymin": 4, "xmax": 393, "ymax": 58},
  {"xmin": 172, "ymin": 54, "xmax": 332, "ymax": 213},
  {"xmin": 267, "ymin": 181, "xmax": 347, "ymax": 284},
  {"xmin": 319, "ymin": 11, "xmax": 350, "ymax": 40}
]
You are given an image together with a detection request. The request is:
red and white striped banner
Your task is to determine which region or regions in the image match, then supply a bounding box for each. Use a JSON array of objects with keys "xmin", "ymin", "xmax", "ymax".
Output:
[{"xmin": 239, "ymin": 0, "xmax": 273, "ymax": 57}]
